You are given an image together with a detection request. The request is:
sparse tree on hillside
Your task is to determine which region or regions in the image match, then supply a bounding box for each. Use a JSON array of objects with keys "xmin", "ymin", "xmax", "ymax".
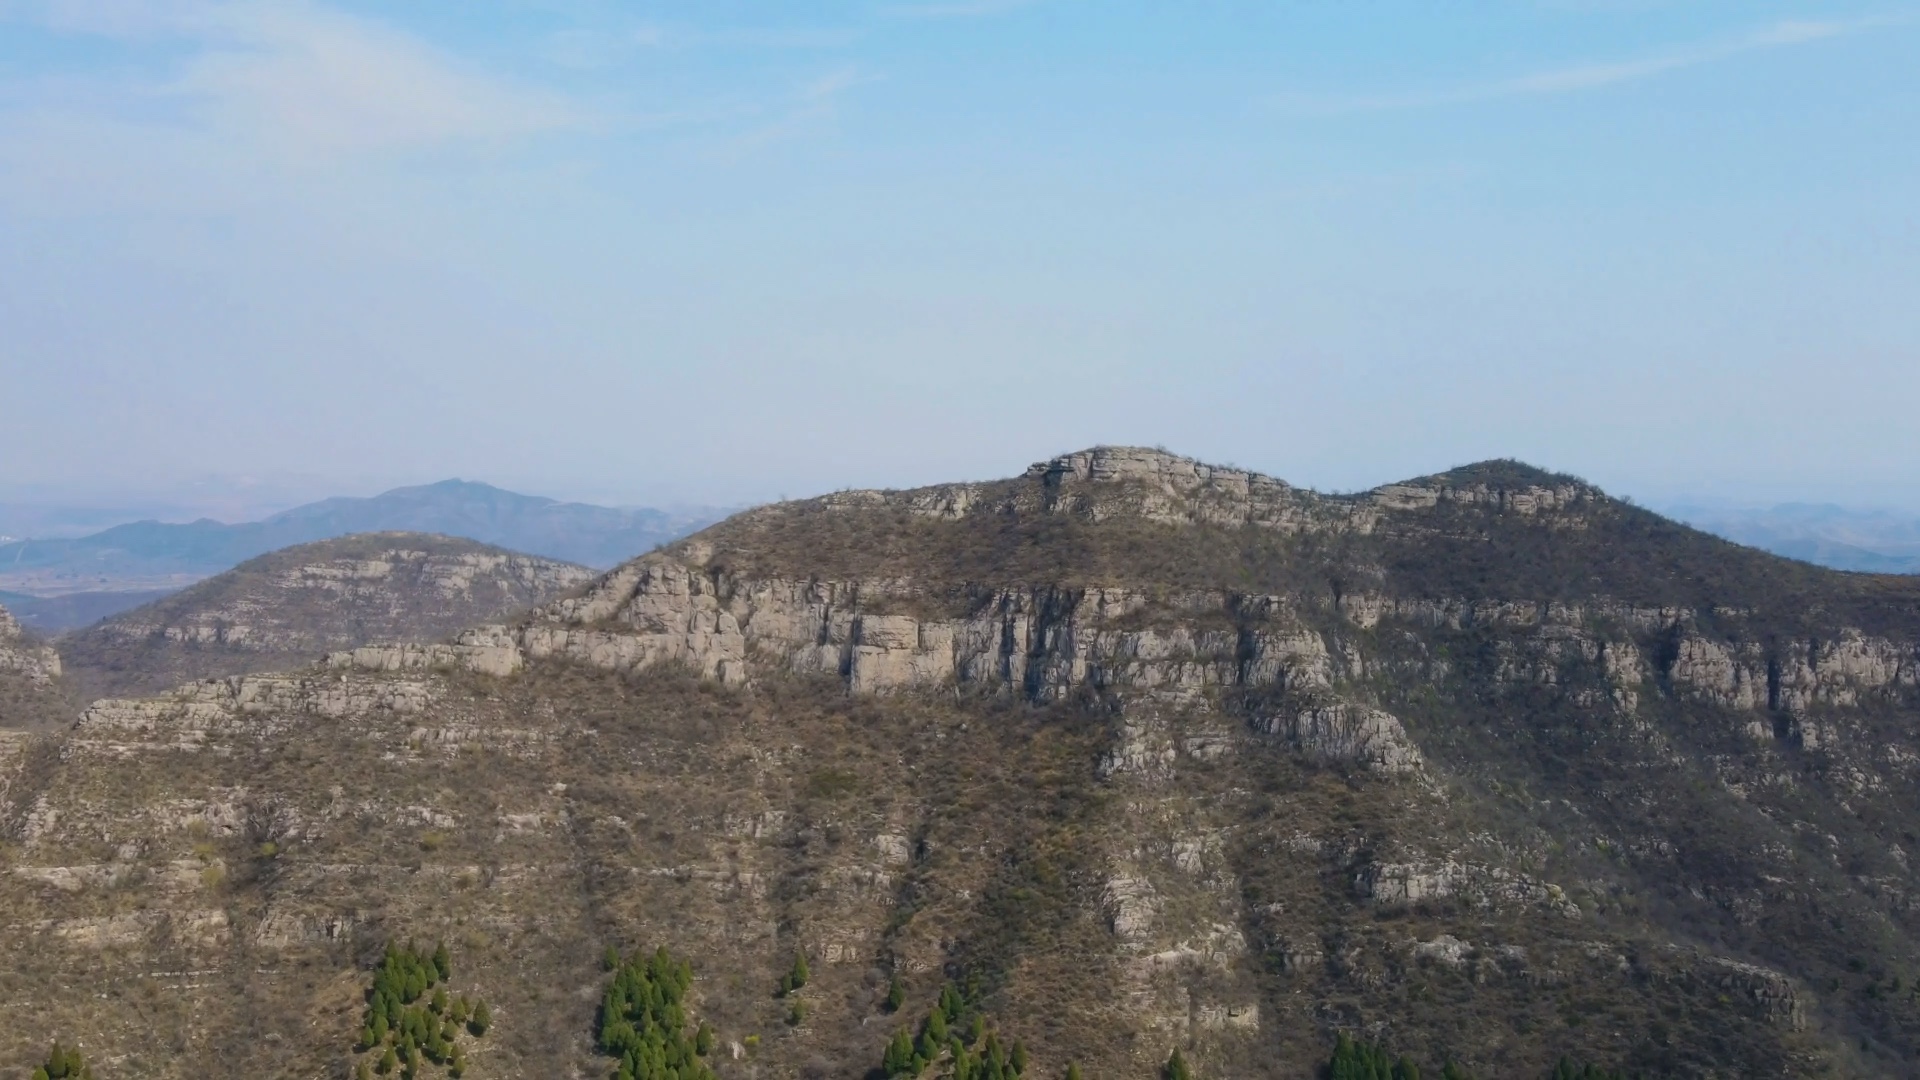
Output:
[
  {"xmin": 883, "ymin": 1029, "xmax": 916, "ymax": 1076},
  {"xmin": 468, "ymin": 999, "xmax": 492, "ymax": 1037},
  {"xmin": 780, "ymin": 950, "xmax": 811, "ymax": 996},
  {"xmin": 1164, "ymin": 1048, "xmax": 1192, "ymax": 1080}
]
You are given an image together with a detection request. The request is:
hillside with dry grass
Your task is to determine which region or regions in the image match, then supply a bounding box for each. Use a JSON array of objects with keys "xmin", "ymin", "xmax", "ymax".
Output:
[{"xmin": 5, "ymin": 448, "xmax": 1920, "ymax": 1079}]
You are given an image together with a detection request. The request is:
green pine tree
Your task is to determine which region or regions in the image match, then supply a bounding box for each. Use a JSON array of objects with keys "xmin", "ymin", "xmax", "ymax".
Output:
[
  {"xmin": 1010, "ymin": 1040, "xmax": 1028, "ymax": 1074},
  {"xmin": 886, "ymin": 975, "xmax": 907, "ymax": 1013},
  {"xmin": 1064, "ymin": 1065, "xmax": 1082, "ymax": 1080},
  {"xmin": 1165, "ymin": 1048, "xmax": 1192, "ymax": 1080},
  {"xmin": 468, "ymin": 999, "xmax": 491, "ymax": 1037},
  {"xmin": 883, "ymin": 1028, "xmax": 916, "ymax": 1076}
]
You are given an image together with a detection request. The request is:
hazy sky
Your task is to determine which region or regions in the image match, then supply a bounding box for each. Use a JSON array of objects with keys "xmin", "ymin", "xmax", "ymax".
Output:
[{"xmin": 2, "ymin": 0, "xmax": 1916, "ymax": 510}]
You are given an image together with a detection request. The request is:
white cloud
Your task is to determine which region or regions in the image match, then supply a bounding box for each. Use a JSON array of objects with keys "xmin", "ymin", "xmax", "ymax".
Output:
[
  {"xmin": 1272, "ymin": 15, "xmax": 1908, "ymax": 115},
  {"xmin": 4, "ymin": 0, "xmax": 586, "ymax": 161}
]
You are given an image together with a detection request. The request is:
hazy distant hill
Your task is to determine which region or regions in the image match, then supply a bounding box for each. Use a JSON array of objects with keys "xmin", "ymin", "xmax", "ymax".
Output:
[
  {"xmin": 1665, "ymin": 501, "xmax": 1920, "ymax": 573},
  {"xmin": 0, "ymin": 479, "xmax": 724, "ymax": 598},
  {"xmin": 58, "ymin": 532, "xmax": 594, "ymax": 699}
]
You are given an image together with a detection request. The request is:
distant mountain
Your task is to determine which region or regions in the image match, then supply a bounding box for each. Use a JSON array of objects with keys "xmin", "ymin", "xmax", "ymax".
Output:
[
  {"xmin": 58, "ymin": 532, "xmax": 594, "ymax": 699},
  {"xmin": 0, "ymin": 479, "xmax": 726, "ymax": 598},
  {"xmin": 261, "ymin": 479, "xmax": 721, "ymax": 569},
  {"xmin": 1663, "ymin": 501, "xmax": 1920, "ymax": 573}
]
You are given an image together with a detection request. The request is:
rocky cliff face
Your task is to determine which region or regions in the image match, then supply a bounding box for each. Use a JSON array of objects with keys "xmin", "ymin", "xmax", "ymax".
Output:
[
  {"xmin": 58, "ymin": 533, "xmax": 592, "ymax": 698},
  {"xmin": 5, "ymin": 448, "xmax": 1920, "ymax": 1079},
  {"xmin": 0, "ymin": 601, "xmax": 68, "ymax": 733},
  {"xmin": 0, "ymin": 603, "xmax": 61, "ymax": 687}
]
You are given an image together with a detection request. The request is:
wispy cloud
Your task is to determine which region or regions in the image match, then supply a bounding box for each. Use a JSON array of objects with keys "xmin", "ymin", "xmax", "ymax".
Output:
[
  {"xmin": 1272, "ymin": 15, "xmax": 1907, "ymax": 115},
  {"xmin": 538, "ymin": 21, "xmax": 859, "ymax": 69},
  {"xmin": 878, "ymin": 0, "xmax": 1040, "ymax": 20},
  {"xmin": 712, "ymin": 67, "xmax": 881, "ymax": 158},
  {"xmin": 5, "ymin": 0, "xmax": 587, "ymax": 160}
]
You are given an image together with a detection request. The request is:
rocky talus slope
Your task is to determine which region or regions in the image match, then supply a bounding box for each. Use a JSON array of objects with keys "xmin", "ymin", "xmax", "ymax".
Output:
[
  {"xmin": 5, "ymin": 448, "xmax": 1920, "ymax": 1078},
  {"xmin": 57, "ymin": 533, "xmax": 594, "ymax": 698}
]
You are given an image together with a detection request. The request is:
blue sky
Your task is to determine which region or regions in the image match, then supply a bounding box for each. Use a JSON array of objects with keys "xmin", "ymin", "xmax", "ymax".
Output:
[{"xmin": 1, "ymin": 0, "xmax": 1916, "ymax": 509}]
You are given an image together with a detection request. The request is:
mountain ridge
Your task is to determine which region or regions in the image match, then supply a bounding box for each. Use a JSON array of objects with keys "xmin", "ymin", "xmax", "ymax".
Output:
[
  {"xmin": 54, "ymin": 532, "xmax": 595, "ymax": 700},
  {"xmin": 4, "ymin": 446, "xmax": 1919, "ymax": 1078}
]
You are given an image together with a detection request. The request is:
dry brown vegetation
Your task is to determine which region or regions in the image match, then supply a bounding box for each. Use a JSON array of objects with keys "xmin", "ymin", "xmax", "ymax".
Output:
[{"xmin": 6, "ymin": 451, "xmax": 1920, "ymax": 1077}]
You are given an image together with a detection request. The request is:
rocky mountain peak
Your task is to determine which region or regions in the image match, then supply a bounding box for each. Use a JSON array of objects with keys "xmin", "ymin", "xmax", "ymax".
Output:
[{"xmin": 1025, "ymin": 445, "xmax": 1295, "ymax": 496}]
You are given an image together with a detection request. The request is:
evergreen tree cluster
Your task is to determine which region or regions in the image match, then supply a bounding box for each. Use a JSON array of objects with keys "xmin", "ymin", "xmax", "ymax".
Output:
[
  {"xmin": 778, "ymin": 951, "xmax": 810, "ymax": 997},
  {"xmin": 1324, "ymin": 1033, "xmax": 1477, "ymax": 1080},
  {"xmin": 31, "ymin": 1042, "xmax": 92, "ymax": 1080},
  {"xmin": 1549, "ymin": 1059, "xmax": 1632, "ymax": 1080},
  {"xmin": 879, "ymin": 982, "xmax": 1033, "ymax": 1080},
  {"xmin": 1326, "ymin": 1033, "xmax": 1426, "ymax": 1080},
  {"xmin": 354, "ymin": 941, "xmax": 487, "ymax": 1079},
  {"xmin": 597, "ymin": 946, "xmax": 717, "ymax": 1080},
  {"xmin": 1323, "ymin": 1036, "xmax": 1630, "ymax": 1080}
]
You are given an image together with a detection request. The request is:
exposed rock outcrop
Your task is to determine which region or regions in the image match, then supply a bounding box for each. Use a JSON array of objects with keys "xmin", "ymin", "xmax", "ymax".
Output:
[{"xmin": 0, "ymin": 602, "xmax": 61, "ymax": 686}]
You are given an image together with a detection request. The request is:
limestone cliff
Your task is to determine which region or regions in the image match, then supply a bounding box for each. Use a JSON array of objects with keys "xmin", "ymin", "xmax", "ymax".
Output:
[
  {"xmin": 0, "ymin": 601, "xmax": 68, "ymax": 733},
  {"xmin": 0, "ymin": 603, "xmax": 61, "ymax": 687}
]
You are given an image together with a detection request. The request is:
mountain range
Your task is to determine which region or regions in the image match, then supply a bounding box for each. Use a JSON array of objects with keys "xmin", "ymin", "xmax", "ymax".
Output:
[
  {"xmin": 5, "ymin": 447, "xmax": 1920, "ymax": 1077},
  {"xmin": 1660, "ymin": 502, "xmax": 1920, "ymax": 574},
  {"xmin": 0, "ymin": 480, "xmax": 724, "ymax": 628}
]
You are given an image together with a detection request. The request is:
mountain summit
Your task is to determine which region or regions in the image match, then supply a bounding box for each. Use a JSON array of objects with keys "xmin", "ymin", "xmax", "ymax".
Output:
[{"xmin": 3, "ymin": 447, "xmax": 1918, "ymax": 1078}]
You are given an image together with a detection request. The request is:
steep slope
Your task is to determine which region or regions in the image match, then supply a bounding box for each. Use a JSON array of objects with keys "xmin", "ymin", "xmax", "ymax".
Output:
[
  {"xmin": 0, "ymin": 601, "xmax": 67, "ymax": 731},
  {"xmin": 57, "ymin": 534, "xmax": 594, "ymax": 699},
  {"xmin": 5, "ymin": 448, "xmax": 1920, "ymax": 1079}
]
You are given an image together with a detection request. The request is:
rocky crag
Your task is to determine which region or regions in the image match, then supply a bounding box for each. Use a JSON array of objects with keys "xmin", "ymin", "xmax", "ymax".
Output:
[
  {"xmin": 57, "ymin": 533, "xmax": 594, "ymax": 699},
  {"xmin": 0, "ymin": 601, "xmax": 67, "ymax": 733},
  {"xmin": 4, "ymin": 448, "xmax": 1920, "ymax": 1078}
]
